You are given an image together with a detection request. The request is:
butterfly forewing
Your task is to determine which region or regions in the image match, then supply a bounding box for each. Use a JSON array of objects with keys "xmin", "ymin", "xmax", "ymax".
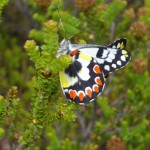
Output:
[{"xmin": 76, "ymin": 38, "xmax": 131, "ymax": 76}]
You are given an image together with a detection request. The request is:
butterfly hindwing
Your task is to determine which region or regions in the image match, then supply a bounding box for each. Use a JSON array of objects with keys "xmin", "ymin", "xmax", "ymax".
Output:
[{"xmin": 59, "ymin": 52, "xmax": 105, "ymax": 104}]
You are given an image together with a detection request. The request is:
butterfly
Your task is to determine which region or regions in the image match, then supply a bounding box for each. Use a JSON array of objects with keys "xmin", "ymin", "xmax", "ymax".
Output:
[{"xmin": 57, "ymin": 38, "xmax": 131, "ymax": 105}]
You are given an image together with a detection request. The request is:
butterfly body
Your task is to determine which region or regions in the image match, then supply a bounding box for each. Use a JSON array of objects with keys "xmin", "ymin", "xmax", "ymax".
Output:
[{"xmin": 57, "ymin": 38, "xmax": 131, "ymax": 104}]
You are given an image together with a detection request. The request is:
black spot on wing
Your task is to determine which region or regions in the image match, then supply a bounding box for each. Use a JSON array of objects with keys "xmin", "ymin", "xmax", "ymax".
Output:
[
  {"xmin": 74, "ymin": 53, "xmax": 79, "ymax": 59},
  {"xmin": 96, "ymin": 46, "xmax": 105, "ymax": 58},
  {"xmin": 65, "ymin": 61, "xmax": 82, "ymax": 77}
]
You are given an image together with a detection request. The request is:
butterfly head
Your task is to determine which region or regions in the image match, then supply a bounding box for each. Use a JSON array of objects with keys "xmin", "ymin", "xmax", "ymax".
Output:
[{"xmin": 56, "ymin": 39, "xmax": 71, "ymax": 58}]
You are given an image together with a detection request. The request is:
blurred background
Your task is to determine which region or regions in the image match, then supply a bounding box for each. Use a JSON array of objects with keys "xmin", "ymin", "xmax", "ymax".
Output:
[{"xmin": 0, "ymin": 0, "xmax": 150, "ymax": 149}]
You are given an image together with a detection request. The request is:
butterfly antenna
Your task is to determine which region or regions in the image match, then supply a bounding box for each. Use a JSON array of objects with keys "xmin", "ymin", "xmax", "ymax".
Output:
[{"xmin": 57, "ymin": 5, "xmax": 66, "ymax": 38}]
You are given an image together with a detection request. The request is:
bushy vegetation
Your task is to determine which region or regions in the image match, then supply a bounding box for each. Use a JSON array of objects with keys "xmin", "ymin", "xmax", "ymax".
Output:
[{"xmin": 0, "ymin": 0, "xmax": 150, "ymax": 149}]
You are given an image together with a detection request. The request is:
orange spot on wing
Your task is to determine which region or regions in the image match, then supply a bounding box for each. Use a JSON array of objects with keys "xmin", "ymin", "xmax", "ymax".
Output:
[
  {"xmin": 70, "ymin": 49, "xmax": 79, "ymax": 56},
  {"xmin": 94, "ymin": 65, "xmax": 102, "ymax": 74},
  {"xmin": 93, "ymin": 85, "xmax": 99, "ymax": 93},
  {"xmin": 87, "ymin": 89, "xmax": 92, "ymax": 98},
  {"xmin": 69, "ymin": 90, "xmax": 76, "ymax": 100},
  {"xmin": 96, "ymin": 78, "xmax": 103, "ymax": 86},
  {"xmin": 78, "ymin": 91, "xmax": 84, "ymax": 102}
]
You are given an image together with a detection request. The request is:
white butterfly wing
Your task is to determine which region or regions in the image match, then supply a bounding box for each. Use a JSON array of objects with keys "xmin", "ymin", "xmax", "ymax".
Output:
[{"xmin": 72, "ymin": 38, "xmax": 131, "ymax": 76}]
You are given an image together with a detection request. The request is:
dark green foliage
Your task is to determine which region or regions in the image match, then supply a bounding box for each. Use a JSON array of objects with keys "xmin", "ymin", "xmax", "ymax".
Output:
[
  {"xmin": 0, "ymin": 0, "xmax": 150, "ymax": 149},
  {"xmin": 0, "ymin": 0, "xmax": 8, "ymax": 18}
]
